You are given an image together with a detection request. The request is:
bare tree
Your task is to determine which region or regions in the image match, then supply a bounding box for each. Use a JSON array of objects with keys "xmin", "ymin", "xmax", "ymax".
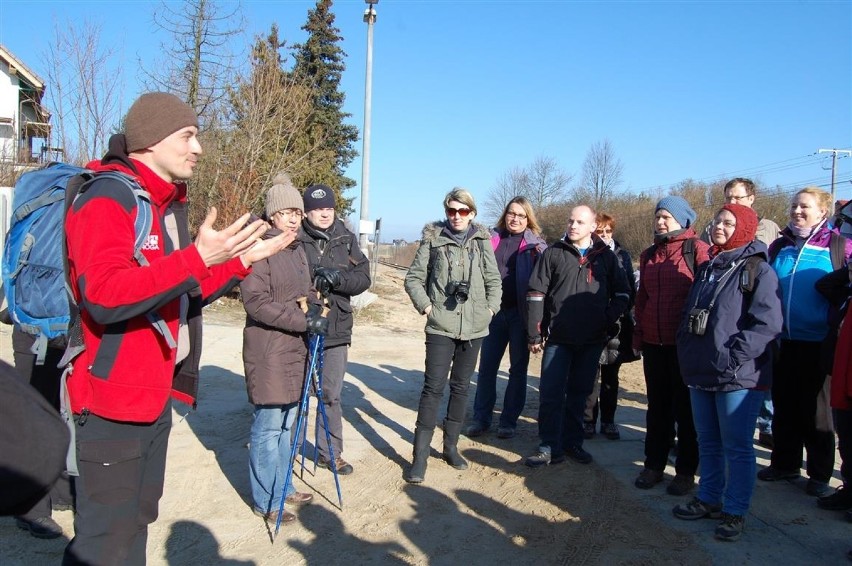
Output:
[
  {"xmin": 141, "ymin": 0, "xmax": 244, "ymax": 127},
  {"xmin": 188, "ymin": 26, "xmax": 318, "ymax": 228},
  {"xmin": 577, "ymin": 139, "xmax": 624, "ymax": 207},
  {"xmin": 483, "ymin": 156, "xmax": 571, "ymax": 225},
  {"xmin": 43, "ymin": 21, "xmax": 124, "ymax": 164}
]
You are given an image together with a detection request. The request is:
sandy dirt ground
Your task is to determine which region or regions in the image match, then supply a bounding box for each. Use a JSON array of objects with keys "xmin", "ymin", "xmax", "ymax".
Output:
[{"xmin": 0, "ymin": 264, "xmax": 849, "ymax": 565}]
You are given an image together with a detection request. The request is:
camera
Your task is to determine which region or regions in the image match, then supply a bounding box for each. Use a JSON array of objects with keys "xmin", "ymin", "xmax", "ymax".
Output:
[
  {"xmin": 447, "ymin": 280, "xmax": 471, "ymax": 304},
  {"xmin": 687, "ymin": 308, "xmax": 709, "ymax": 336}
]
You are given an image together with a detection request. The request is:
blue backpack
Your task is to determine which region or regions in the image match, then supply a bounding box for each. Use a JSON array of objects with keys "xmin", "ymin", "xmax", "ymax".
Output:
[{"xmin": 1, "ymin": 163, "xmax": 154, "ymax": 364}]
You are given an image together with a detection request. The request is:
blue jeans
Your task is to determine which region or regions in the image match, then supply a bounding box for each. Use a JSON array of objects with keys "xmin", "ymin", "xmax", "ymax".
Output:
[
  {"xmin": 538, "ymin": 342, "xmax": 604, "ymax": 454},
  {"xmin": 690, "ymin": 388, "xmax": 763, "ymax": 516},
  {"xmin": 249, "ymin": 404, "xmax": 298, "ymax": 514},
  {"xmin": 472, "ymin": 308, "xmax": 531, "ymax": 429}
]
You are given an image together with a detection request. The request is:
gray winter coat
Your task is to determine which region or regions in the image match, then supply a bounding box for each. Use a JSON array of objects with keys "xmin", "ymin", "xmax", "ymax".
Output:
[
  {"xmin": 241, "ymin": 241, "xmax": 312, "ymax": 405},
  {"xmin": 404, "ymin": 221, "xmax": 502, "ymax": 340}
]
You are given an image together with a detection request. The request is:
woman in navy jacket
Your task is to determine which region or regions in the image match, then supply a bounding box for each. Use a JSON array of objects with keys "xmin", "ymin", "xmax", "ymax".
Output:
[{"xmin": 672, "ymin": 204, "xmax": 783, "ymax": 542}]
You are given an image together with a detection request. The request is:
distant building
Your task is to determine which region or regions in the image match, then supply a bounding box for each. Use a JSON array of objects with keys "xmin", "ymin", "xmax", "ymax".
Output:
[{"xmin": 0, "ymin": 45, "xmax": 53, "ymax": 165}]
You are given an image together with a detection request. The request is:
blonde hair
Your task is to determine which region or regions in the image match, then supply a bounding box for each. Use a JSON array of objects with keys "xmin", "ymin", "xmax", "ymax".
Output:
[
  {"xmin": 443, "ymin": 187, "xmax": 477, "ymax": 214},
  {"xmin": 794, "ymin": 186, "xmax": 832, "ymax": 218},
  {"xmin": 496, "ymin": 196, "xmax": 541, "ymax": 235}
]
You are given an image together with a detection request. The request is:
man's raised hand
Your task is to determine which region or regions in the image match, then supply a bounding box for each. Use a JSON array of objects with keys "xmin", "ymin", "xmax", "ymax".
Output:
[{"xmin": 194, "ymin": 208, "xmax": 269, "ymax": 267}]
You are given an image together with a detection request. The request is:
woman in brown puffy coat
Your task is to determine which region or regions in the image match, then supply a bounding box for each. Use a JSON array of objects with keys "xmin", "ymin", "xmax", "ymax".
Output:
[{"xmin": 241, "ymin": 178, "xmax": 323, "ymax": 525}]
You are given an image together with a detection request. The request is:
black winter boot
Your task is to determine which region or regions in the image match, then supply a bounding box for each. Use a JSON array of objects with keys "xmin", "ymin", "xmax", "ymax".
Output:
[
  {"xmin": 405, "ymin": 427, "xmax": 433, "ymax": 484},
  {"xmin": 442, "ymin": 420, "xmax": 469, "ymax": 470}
]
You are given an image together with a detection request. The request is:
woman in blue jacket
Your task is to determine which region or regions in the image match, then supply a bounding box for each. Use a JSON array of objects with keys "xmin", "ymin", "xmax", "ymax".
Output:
[
  {"xmin": 465, "ymin": 197, "xmax": 547, "ymax": 439},
  {"xmin": 672, "ymin": 204, "xmax": 783, "ymax": 542}
]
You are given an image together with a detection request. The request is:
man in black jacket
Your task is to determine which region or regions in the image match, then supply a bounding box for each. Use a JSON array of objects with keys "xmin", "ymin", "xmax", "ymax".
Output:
[
  {"xmin": 300, "ymin": 184, "xmax": 371, "ymax": 475},
  {"xmin": 524, "ymin": 205, "xmax": 631, "ymax": 468}
]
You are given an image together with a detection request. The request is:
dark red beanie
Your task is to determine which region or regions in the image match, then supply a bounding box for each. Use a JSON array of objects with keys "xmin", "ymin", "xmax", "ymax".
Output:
[{"xmin": 718, "ymin": 203, "xmax": 758, "ymax": 250}]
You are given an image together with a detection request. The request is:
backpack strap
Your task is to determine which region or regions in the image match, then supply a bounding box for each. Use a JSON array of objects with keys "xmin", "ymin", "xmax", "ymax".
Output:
[
  {"xmin": 829, "ymin": 231, "xmax": 847, "ymax": 271},
  {"xmin": 739, "ymin": 256, "xmax": 764, "ymax": 294},
  {"xmin": 681, "ymin": 237, "xmax": 697, "ymax": 276}
]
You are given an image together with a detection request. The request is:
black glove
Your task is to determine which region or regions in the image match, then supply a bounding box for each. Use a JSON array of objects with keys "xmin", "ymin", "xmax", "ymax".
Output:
[
  {"xmin": 305, "ymin": 304, "xmax": 329, "ymax": 336},
  {"xmin": 606, "ymin": 321, "xmax": 621, "ymax": 340},
  {"xmin": 314, "ymin": 267, "xmax": 342, "ymax": 297}
]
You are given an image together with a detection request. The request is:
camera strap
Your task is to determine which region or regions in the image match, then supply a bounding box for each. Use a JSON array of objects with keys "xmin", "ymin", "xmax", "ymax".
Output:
[{"xmin": 690, "ymin": 259, "xmax": 743, "ymax": 312}]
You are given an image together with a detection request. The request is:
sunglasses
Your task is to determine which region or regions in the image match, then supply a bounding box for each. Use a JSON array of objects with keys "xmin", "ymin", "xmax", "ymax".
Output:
[{"xmin": 446, "ymin": 207, "xmax": 472, "ymax": 218}]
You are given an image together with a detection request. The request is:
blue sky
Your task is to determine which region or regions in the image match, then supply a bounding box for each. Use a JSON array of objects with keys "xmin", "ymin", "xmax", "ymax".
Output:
[{"xmin": 2, "ymin": 0, "xmax": 850, "ymax": 240}]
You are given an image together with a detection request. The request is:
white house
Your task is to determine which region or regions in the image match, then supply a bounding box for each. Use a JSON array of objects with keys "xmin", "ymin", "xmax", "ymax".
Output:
[{"xmin": 0, "ymin": 44, "xmax": 51, "ymax": 165}]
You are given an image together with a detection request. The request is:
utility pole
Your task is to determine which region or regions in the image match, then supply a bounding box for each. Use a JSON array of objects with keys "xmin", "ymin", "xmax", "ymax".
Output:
[
  {"xmin": 818, "ymin": 148, "xmax": 852, "ymax": 203},
  {"xmin": 359, "ymin": 0, "xmax": 378, "ymax": 255}
]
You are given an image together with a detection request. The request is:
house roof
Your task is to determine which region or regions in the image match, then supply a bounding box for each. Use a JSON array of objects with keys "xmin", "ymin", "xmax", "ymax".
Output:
[{"xmin": 0, "ymin": 44, "xmax": 45, "ymax": 94}]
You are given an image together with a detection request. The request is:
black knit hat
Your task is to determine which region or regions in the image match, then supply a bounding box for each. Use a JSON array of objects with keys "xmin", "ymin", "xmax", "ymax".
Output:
[
  {"xmin": 303, "ymin": 184, "xmax": 336, "ymax": 212},
  {"xmin": 125, "ymin": 92, "xmax": 199, "ymax": 152}
]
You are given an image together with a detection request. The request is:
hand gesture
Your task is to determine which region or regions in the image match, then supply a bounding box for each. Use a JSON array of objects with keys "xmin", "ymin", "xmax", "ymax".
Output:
[
  {"xmin": 241, "ymin": 230, "xmax": 296, "ymax": 267},
  {"xmin": 194, "ymin": 208, "xmax": 268, "ymax": 267}
]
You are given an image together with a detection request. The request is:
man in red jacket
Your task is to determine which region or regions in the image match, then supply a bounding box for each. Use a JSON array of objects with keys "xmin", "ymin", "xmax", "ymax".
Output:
[{"xmin": 63, "ymin": 92, "xmax": 292, "ymax": 565}]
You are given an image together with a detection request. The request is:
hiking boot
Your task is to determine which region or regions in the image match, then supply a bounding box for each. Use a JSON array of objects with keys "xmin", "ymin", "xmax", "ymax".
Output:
[
  {"xmin": 757, "ymin": 466, "xmax": 799, "ymax": 482},
  {"xmin": 757, "ymin": 431, "xmax": 774, "ymax": 449},
  {"xmin": 442, "ymin": 420, "xmax": 468, "ymax": 470},
  {"xmin": 806, "ymin": 479, "xmax": 832, "ymax": 498},
  {"xmin": 285, "ymin": 492, "xmax": 313, "ymax": 505},
  {"xmin": 601, "ymin": 422, "xmax": 620, "ymax": 440},
  {"xmin": 525, "ymin": 447, "xmax": 552, "ymax": 468},
  {"xmin": 583, "ymin": 422, "xmax": 596, "ymax": 439},
  {"xmin": 715, "ymin": 513, "xmax": 745, "ymax": 542},
  {"xmin": 667, "ymin": 474, "xmax": 695, "ymax": 496},
  {"xmin": 464, "ymin": 422, "xmax": 488, "ymax": 438},
  {"xmin": 496, "ymin": 426, "xmax": 515, "ymax": 439},
  {"xmin": 819, "ymin": 485, "xmax": 852, "ymax": 511},
  {"xmin": 15, "ymin": 516, "xmax": 62, "ymax": 539},
  {"xmin": 566, "ymin": 445, "xmax": 593, "ymax": 464},
  {"xmin": 635, "ymin": 468, "xmax": 664, "ymax": 489},
  {"xmin": 252, "ymin": 507, "xmax": 296, "ymax": 524},
  {"xmin": 673, "ymin": 497, "xmax": 722, "ymax": 520},
  {"xmin": 318, "ymin": 456, "xmax": 354, "ymax": 475}
]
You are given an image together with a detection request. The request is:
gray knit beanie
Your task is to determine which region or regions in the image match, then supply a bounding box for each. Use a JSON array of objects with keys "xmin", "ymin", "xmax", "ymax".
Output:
[
  {"xmin": 125, "ymin": 92, "xmax": 199, "ymax": 152},
  {"xmin": 655, "ymin": 195, "xmax": 697, "ymax": 229},
  {"xmin": 265, "ymin": 173, "xmax": 303, "ymax": 218}
]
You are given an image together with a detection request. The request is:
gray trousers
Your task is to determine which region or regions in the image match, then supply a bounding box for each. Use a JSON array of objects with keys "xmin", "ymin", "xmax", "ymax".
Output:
[{"xmin": 316, "ymin": 344, "xmax": 348, "ymax": 461}]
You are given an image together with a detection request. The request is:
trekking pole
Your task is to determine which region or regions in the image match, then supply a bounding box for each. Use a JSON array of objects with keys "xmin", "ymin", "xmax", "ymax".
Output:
[
  {"xmin": 311, "ymin": 333, "xmax": 344, "ymax": 508},
  {"xmin": 272, "ymin": 311, "xmax": 321, "ymax": 540}
]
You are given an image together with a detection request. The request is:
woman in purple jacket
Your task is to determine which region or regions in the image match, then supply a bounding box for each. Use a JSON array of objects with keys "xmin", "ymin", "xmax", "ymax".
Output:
[
  {"xmin": 465, "ymin": 197, "xmax": 546, "ymax": 439},
  {"xmin": 672, "ymin": 204, "xmax": 783, "ymax": 542}
]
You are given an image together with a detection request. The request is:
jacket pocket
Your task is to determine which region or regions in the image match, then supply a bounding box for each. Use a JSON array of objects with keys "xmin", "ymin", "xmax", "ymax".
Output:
[{"xmin": 77, "ymin": 438, "xmax": 142, "ymax": 504}]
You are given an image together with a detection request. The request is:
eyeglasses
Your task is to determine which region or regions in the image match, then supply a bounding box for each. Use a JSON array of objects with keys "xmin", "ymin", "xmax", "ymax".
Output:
[
  {"xmin": 446, "ymin": 207, "xmax": 472, "ymax": 218},
  {"xmin": 714, "ymin": 220, "xmax": 736, "ymax": 228},
  {"xmin": 276, "ymin": 208, "xmax": 303, "ymax": 218},
  {"xmin": 506, "ymin": 211, "xmax": 527, "ymax": 220},
  {"xmin": 596, "ymin": 228, "xmax": 613, "ymax": 235},
  {"xmin": 726, "ymin": 194, "xmax": 751, "ymax": 202}
]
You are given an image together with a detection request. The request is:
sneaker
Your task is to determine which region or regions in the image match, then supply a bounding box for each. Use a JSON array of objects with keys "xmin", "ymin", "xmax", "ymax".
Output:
[
  {"xmin": 667, "ymin": 474, "xmax": 695, "ymax": 496},
  {"xmin": 566, "ymin": 445, "xmax": 593, "ymax": 464},
  {"xmin": 464, "ymin": 422, "xmax": 488, "ymax": 438},
  {"xmin": 14, "ymin": 516, "xmax": 63, "ymax": 539},
  {"xmin": 252, "ymin": 507, "xmax": 296, "ymax": 524},
  {"xmin": 285, "ymin": 492, "xmax": 313, "ymax": 505},
  {"xmin": 601, "ymin": 422, "xmax": 620, "ymax": 440},
  {"xmin": 583, "ymin": 422, "xmax": 596, "ymax": 439},
  {"xmin": 806, "ymin": 479, "xmax": 832, "ymax": 498},
  {"xmin": 757, "ymin": 466, "xmax": 799, "ymax": 482},
  {"xmin": 672, "ymin": 497, "xmax": 723, "ymax": 521},
  {"xmin": 757, "ymin": 431, "xmax": 774, "ymax": 449},
  {"xmin": 715, "ymin": 512, "xmax": 745, "ymax": 542},
  {"xmin": 318, "ymin": 456, "xmax": 354, "ymax": 475},
  {"xmin": 818, "ymin": 485, "xmax": 852, "ymax": 510},
  {"xmin": 635, "ymin": 468, "xmax": 664, "ymax": 489},
  {"xmin": 525, "ymin": 447, "xmax": 552, "ymax": 468}
]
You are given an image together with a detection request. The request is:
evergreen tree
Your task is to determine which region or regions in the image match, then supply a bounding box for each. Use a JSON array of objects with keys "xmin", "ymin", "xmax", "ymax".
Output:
[{"xmin": 292, "ymin": 0, "xmax": 360, "ymax": 214}]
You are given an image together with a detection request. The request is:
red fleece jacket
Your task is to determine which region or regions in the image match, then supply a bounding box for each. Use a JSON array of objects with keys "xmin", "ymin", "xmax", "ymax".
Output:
[{"xmin": 65, "ymin": 159, "xmax": 249, "ymax": 423}]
